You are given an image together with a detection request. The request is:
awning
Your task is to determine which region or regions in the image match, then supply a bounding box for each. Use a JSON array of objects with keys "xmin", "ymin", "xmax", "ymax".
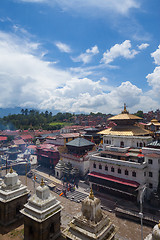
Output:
[{"xmin": 89, "ymin": 172, "xmax": 140, "ymax": 188}]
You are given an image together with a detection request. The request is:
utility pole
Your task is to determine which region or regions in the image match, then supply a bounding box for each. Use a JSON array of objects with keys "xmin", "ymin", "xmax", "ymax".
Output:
[
  {"xmin": 25, "ymin": 162, "xmax": 27, "ymax": 186},
  {"xmin": 136, "ymin": 184, "xmax": 146, "ymax": 240},
  {"xmin": 5, "ymin": 155, "xmax": 8, "ymax": 174}
]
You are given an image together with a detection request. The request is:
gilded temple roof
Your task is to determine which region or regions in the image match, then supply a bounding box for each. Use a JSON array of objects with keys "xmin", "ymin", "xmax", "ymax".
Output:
[
  {"xmin": 108, "ymin": 113, "xmax": 142, "ymax": 121},
  {"xmin": 108, "ymin": 104, "xmax": 142, "ymax": 121},
  {"xmin": 99, "ymin": 125, "xmax": 150, "ymax": 136}
]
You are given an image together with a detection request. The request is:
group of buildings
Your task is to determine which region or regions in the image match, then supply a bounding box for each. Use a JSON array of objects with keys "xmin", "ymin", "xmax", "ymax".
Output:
[{"xmin": 1, "ymin": 105, "xmax": 160, "ymax": 206}]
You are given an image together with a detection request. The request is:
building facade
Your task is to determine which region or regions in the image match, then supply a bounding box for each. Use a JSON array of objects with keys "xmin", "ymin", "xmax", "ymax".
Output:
[
  {"xmin": 37, "ymin": 144, "xmax": 60, "ymax": 169},
  {"xmin": 89, "ymin": 105, "xmax": 160, "ymax": 201}
]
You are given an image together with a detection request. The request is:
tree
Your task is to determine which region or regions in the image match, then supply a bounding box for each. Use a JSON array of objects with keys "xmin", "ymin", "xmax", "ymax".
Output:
[{"xmin": 135, "ymin": 110, "xmax": 144, "ymax": 118}]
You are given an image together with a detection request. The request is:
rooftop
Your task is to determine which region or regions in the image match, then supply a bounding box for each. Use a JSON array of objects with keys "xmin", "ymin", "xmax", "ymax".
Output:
[
  {"xmin": 99, "ymin": 125, "xmax": 150, "ymax": 136},
  {"xmin": 66, "ymin": 137, "xmax": 94, "ymax": 147}
]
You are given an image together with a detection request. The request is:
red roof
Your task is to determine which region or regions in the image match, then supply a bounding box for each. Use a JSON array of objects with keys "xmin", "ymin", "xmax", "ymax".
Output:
[
  {"xmin": 37, "ymin": 144, "xmax": 58, "ymax": 151},
  {"xmin": 14, "ymin": 139, "xmax": 25, "ymax": 145},
  {"xmin": 89, "ymin": 172, "xmax": 140, "ymax": 188},
  {"xmin": 27, "ymin": 145, "xmax": 37, "ymax": 149},
  {"xmin": 0, "ymin": 136, "xmax": 7, "ymax": 141},
  {"xmin": 20, "ymin": 134, "xmax": 33, "ymax": 140},
  {"xmin": 60, "ymin": 133, "xmax": 80, "ymax": 138}
]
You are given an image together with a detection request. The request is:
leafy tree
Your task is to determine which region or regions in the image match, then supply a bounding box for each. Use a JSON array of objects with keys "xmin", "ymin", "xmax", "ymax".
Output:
[{"xmin": 135, "ymin": 110, "xmax": 144, "ymax": 118}]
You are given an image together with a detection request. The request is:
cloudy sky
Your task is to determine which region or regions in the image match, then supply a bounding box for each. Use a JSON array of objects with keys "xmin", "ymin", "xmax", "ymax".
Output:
[{"xmin": 0, "ymin": 0, "xmax": 160, "ymax": 114}]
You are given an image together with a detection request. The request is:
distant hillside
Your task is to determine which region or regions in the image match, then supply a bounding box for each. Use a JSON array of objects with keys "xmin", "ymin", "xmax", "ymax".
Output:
[{"xmin": 0, "ymin": 107, "xmax": 22, "ymax": 117}]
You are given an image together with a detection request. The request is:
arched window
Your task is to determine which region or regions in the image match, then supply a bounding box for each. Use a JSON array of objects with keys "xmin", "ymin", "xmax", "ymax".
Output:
[
  {"xmin": 120, "ymin": 141, "xmax": 124, "ymax": 148},
  {"xmin": 99, "ymin": 164, "xmax": 102, "ymax": 170},
  {"xmin": 125, "ymin": 169, "xmax": 128, "ymax": 175},
  {"xmin": 118, "ymin": 168, "xmax": 121, "ymax": 174},
  {"xmin": 16, "ymin": 204, "xmax": 21, "ymax": 216},
  {"xmin": 137, "ymin": 142, "xmax": 139, "ymax": 147},
  {"xmin": 132, "ymin": 171, "xmax": 136, "ymax": 177},
  {"xmin": 29, "ymin": 226, "xmax": 34, "ymax": 236},
  {"xmin": 111, "ymin": 167, "xmax": 114, "ymax": 172},
  {"xmin": 105, "ymin": 165, "xmax": 108, "ymax": 171},
  {"xmin": 93, "ymin": 163, "xmax": 96, "ymax": 168},
  {"xmin": 140, "ymin": 142, "xmax": 142, "ymax": 147},
  {"xmin": 50, "ymin": 223, "xmax": 55, "ymax": 234}
]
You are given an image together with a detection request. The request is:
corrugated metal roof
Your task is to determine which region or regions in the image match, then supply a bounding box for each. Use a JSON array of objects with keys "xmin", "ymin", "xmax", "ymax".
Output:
[{"xmin": 66, "ymin": 137, "xmax": 94, "ymax": 147}]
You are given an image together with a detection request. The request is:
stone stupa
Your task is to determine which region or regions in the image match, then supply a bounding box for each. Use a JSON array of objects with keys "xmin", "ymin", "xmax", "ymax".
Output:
[
  {"xmin": 63, "ymin": 188, "xmax": 117, "ymax": 240},
  {"xmin": 145, "ymin": 221, "xmax": 160, "ymax": 240},
  {"xmin": 21, "ymin": 179, "xmax": 62, "ymax": 240},
  {"xmin": 0, "ymin": 167, "xmax": 29, "ymax": 227}
]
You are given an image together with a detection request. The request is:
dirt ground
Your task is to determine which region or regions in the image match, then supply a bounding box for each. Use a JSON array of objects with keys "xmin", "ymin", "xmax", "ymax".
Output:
[{"xmin": 0, "ymin": 175, "xmax": 153, "ymax": 240}]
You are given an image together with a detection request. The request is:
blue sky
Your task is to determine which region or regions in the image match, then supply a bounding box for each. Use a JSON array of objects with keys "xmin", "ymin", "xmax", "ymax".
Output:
[{"xmin": 0, "ymin": 0, "xmax": 160, "ymax": 114}]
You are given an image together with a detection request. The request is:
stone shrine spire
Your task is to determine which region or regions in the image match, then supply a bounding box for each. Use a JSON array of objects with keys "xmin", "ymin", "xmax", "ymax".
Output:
[
  {"xmin": 21, "ymin": 179, "xmax": 62, "ymax": 240},
  {"xmin": 0, "ymin": 168, "xmax": 29, "ymax": 228},
  {"xmin": 63, "ymin": 190, "xmax": 117, "ymax": 239}
]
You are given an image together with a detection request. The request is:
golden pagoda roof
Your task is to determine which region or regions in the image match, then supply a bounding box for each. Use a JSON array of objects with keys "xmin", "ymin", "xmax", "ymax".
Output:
[
  {"xmin": 108, "ymin": 104, "xmax": 142, "ymax": 121},
  {"xmin": 146, "ymin": 119, "xmax": 160, "ymax": 126},
  {"xmin": 151, "ymin": 119, "xmax": 159, "ymax": 123},
  {"xmin": 108, "ymin": 113, "xmax": 142, "ymax": 121},
  {"xmin": 99, "ymin": 125, "xmax": 150, "ymax": 136}
]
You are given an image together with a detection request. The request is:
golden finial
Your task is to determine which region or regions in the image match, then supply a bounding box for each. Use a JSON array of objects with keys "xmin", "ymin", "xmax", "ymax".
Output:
[
  {"xmin": 10, "ymin": 166, "xmax": 13, "ymax": 174},
  {"xmin": 40, "ymin": 178, "xmax": 45, "ymax": 187},
  {"xmin": 89, "ymin": 187, "xmax": 94, "ymax": 200},
  {"xmin": 122, "ymin": 103, "xmax": 129, "ymax": 114},
  {"xmin": 158, "ymin": 220, "xmax": 160, "ymax": 229}
]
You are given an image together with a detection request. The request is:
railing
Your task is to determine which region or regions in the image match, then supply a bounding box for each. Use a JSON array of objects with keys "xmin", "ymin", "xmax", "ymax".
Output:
[
  {"xmin": 91, "ymin": 154, "xmax": 147, "ymax": 169},
  {"xmin": 60, "ymin": 153, "xmax": 88, "ymax": 162}
]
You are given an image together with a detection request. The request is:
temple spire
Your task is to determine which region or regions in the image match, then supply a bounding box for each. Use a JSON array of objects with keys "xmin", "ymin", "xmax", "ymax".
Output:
[
  {"xmin": 40, "ymin": 178, "xmax": 45, "ymax": 187},
  {"xmin": 121, "ymin": 103, "xmax": 129, "ymax": 114},
  {"xmin": 10, "ymin": 166, "xmax": 13, "ymax": 174},
  {"xmin": 89, "ymin": 187, "xmax": 94, "ymax": 200}
]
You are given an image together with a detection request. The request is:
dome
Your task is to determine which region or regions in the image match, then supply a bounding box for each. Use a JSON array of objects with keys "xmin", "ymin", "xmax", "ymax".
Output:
[{"xmin": 152, "ymin": 222, "xmax": 160, "ymax": 240}]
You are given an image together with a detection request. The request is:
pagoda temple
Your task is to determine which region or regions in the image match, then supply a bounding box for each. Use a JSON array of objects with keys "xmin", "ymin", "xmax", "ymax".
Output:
[{"xmin": 89, "ymin": 104, "xmax": 156, "ymax": 201}]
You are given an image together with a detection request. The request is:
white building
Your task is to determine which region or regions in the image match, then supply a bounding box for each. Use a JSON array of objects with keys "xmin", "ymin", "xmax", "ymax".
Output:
[{"xmin": 89, "ymin": 105, "xmax": 160, "ymax": 201}]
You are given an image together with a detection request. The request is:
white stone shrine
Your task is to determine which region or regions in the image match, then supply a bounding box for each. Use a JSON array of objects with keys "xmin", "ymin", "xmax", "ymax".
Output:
[{"xmin": 63, "ymin": 188, "xmax": 117, "ymax": 240}]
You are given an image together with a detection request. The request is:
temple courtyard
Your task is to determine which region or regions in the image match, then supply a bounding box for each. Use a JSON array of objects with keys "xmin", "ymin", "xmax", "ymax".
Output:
[{"xmin": 0, "ymin": 172, "xmax": 154, "ymax": 240}]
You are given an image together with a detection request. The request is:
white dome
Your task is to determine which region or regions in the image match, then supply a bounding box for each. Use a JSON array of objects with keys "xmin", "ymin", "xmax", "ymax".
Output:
[{"xmin": 152, "ymin": 223, "xmax": 160, "ymax": 240}]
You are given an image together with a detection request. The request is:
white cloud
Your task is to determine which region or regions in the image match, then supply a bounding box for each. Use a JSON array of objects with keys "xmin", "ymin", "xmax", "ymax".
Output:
[
  {"xmin": 0, "ymin": 28, "xmax": 160, "ymax": 114},
  {"xmin": 18, "ymin": 0, "xmax": 140, "ymax": 15},
  {"xmin": 0, "ymin": 31, "xmax": 72, "ymax": 108},
  {"xmin": 151, "ymin": 45, "xmax": 160, "ymax": 65},
  {"xmin": 138, "ymin": 43, "xmax": 149, "ymax": 50},
  {"xmin": 72, "ymin": 45, "xmax": 99, "ymax": 64},
  {"xmin": 146, "ymin": 46, "xmax": 160, "ymax": 100},
  {"xmin": 101, "ymin": 40, "xmax": 139, "ymax": 64},
  {"xmin": 41, "ymin": 79, "xmax": 146, "ymax": 113},
  {"xmin": 55, "ymin": 41, "xmax": 71, "ymax": 53}
]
